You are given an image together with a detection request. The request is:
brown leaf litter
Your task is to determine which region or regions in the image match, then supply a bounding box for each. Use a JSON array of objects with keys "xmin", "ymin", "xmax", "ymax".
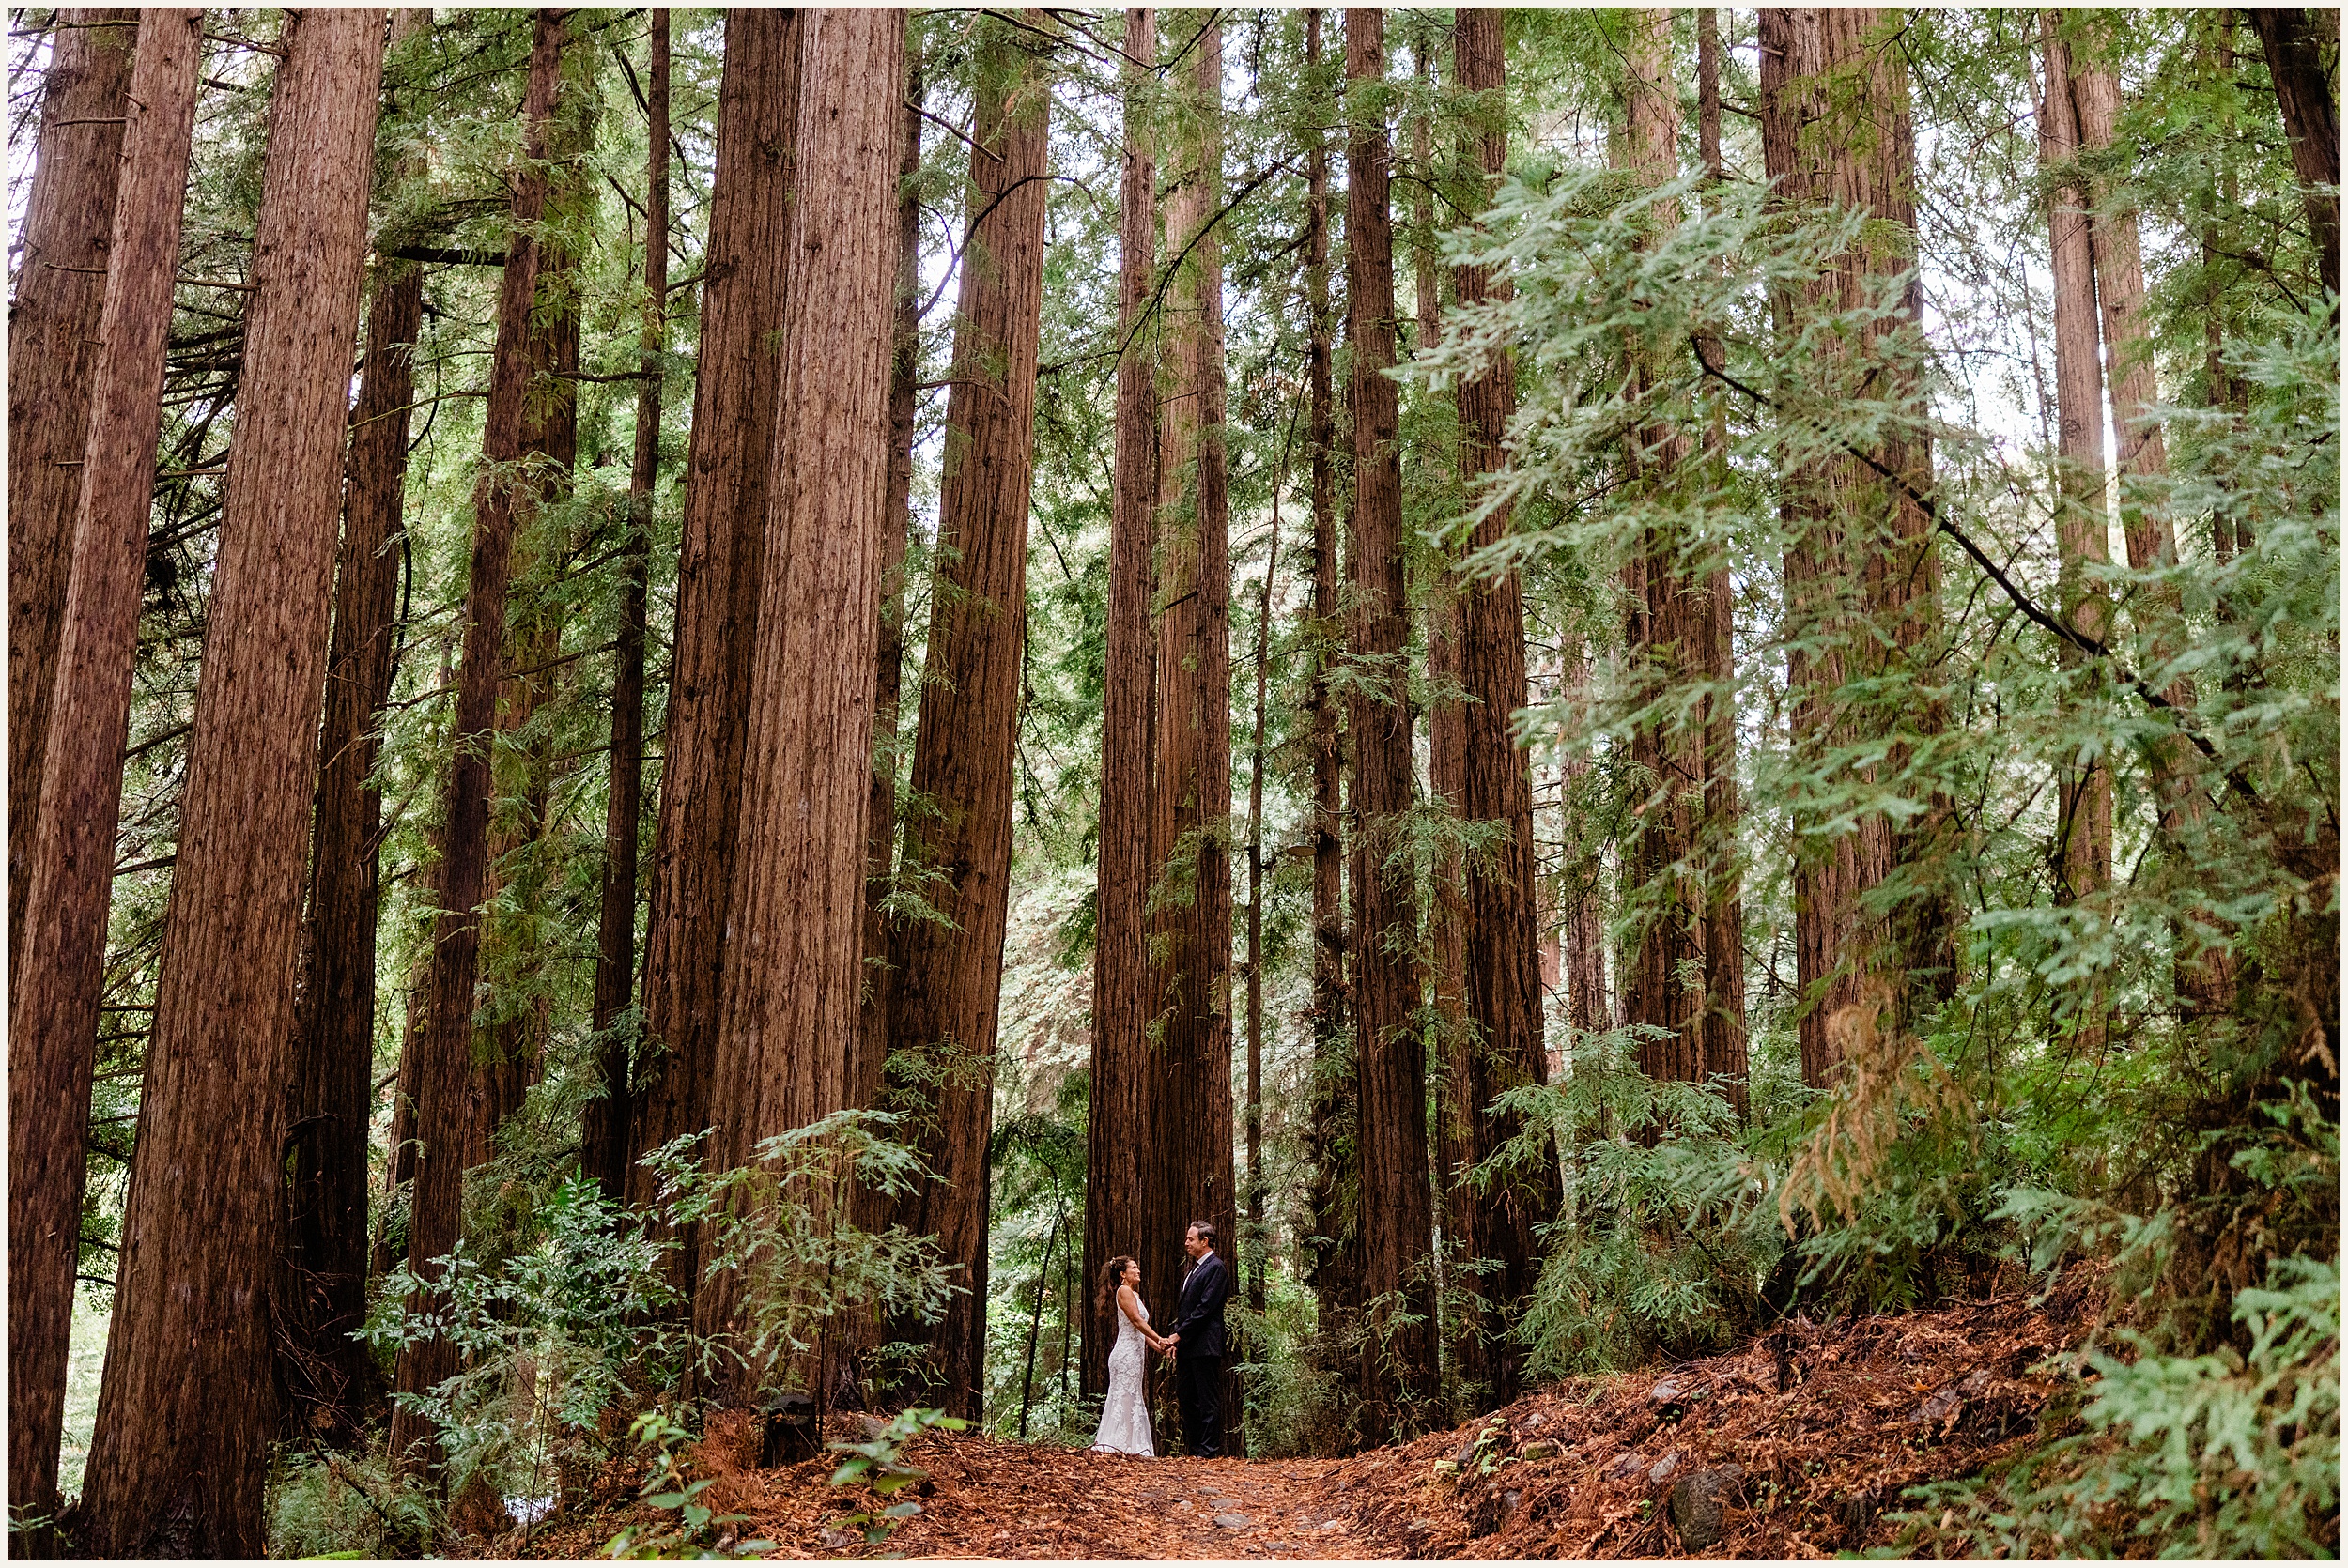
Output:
[{"xmin": 503, "ymin": 1268, "xmax": 2104, "ymax": 1560}]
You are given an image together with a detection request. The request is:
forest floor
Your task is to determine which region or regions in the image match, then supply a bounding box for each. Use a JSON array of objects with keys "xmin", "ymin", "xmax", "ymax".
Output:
[{"xmin": 505, "ymin": 1267, "xmax": 2105, "ymax": 1560}]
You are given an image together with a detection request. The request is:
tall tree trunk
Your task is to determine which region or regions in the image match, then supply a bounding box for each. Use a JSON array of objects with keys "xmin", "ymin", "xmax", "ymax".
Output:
[
  {"xmin": 1301, "ymin": 3, "xmax": 1360, "ymax": 1352},
  {"xmin": 696, "ymin": 6, "xmax": 905, "ymax": 1400},
  {"xmin": 472, "ymin": 188, "xmax": 585, "ymax": 1168},
  {"xmin": 2069, "ymin": 38, "xmax": 2239, "ymax": 1015},
  {"xmin": 1146, "ymin": 8, "xmax": 1239, "ymax": 1449},
  {"xmin": 1449, "ymin": 6, "xmax": 1556, "ymax": 1411},
  {"xmin": 1695, "ymin": 5, "xmax": 1749, "ymax": 1117},
  {"xmin": 2246, "ymin": 7, "xmax": 2341, "ymax": 300},
  {"xmin": 1620, "ymin": 8, "xmax": 1707, "ymax": 1093},
  {"xmin": 1761, "ymin": 8, "xmax": 1948, "ymax": 1085},
  {"xmin": 1346, "ymin": 5, "xmax": 1436, "ymax": 1438},
  {"xmin": 855, "ymin": 39, "xmax": 923, "ymax": 1222},
  {"xmin": 5, "ymin": 11, "xmax": 200, "ymax": 1543},
  {"xmin": 75, "ymin": 16, "xmax": 385, "ymax": 1554},
  {"xmin": 888, "ymin": 13, "xmax": 1050, "ymax": 1422},
  {"xmin": 584, "ymin": 8, "xmax": 669, "ymax": 1201},
  {"xmin": 626, "ymin": 9, "xmax": 802, "ymax": 1308},
  {"xmin": 1416, "ymin": 31, "xmax": 1477, "ymax": 1405},
  {"xmin": 1085, "ymin": 2, "xmax": 1158, "ymax": 1406},
  {"xmin": 2041, "ymin": 13, "xmax": 2115, "ymax": 906},
  {"xmin": 282, "ymin": 6, "xmax": 432, "ymax": 1442},
  {"xmin": 1244, "ymin": 495, "xmax": 1279, "ymax": 1319},
  {"xmin": 7, "ymin": 7, "xmax": 137, "ymax": 992},
  {"xmin": 392, "ymin": 8, "xmax": 563, "ymax": 1472}
]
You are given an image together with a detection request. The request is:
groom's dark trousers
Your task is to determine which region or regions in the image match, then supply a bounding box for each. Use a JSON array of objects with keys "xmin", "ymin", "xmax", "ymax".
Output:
[{"xmin": 1170, "ymin": 1249, "xmax": 1232, "ymax": 1456}]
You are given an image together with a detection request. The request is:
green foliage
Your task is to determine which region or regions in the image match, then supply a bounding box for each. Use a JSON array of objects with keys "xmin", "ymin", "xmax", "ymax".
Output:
[
  {"xmin": 362, "ymin": 1176, "xmax": 687, "ymax": 1519},
  {"xmin": 1897, "ymin": 1255, "xmax": 2340, "ymax": 1558},
  {"xmin": 601, "ymin": 1409, "xmax": 775, "ymax": 1560},
  {"xmin": 826, "ymin": 1407, "xmax": 970, "ymax": 1548}
]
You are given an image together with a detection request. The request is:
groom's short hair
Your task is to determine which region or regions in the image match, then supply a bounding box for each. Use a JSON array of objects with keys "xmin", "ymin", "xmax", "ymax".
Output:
[{"xmin": 1187, "ymin": 1220, "xmax": 1215, "ymax": 1247}]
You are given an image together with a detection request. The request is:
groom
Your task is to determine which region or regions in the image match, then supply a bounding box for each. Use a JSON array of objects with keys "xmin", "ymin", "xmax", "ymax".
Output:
[{"xmin": 1164, "ymin": 1220, "xmax": 1232, "ymax": 1458}]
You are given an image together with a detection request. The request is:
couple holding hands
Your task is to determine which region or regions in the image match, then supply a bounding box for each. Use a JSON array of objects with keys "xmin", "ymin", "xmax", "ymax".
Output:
[{"xmin": 1090, "ymin": 1221, "xmax": 1231, "ymax": 1459}]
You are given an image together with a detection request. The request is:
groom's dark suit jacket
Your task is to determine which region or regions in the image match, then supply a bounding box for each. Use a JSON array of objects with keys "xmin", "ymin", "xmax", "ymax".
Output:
[{"xmin": 1169, "ymin": 1249, "xmax": 1231, "ymax": 1360}]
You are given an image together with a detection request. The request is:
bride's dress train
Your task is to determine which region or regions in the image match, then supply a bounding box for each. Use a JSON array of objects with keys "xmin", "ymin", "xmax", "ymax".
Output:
[{"xmin": 1091, "ymin": 1298, "xmax": 1154, "ymax": 1455}]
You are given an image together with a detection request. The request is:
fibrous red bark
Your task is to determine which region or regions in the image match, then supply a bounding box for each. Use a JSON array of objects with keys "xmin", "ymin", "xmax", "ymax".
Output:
[
  {"xmin": 6, "ymin": 11, "xmax": 200, "ymax": 1541},
  {"xmin": 1346, "ymin": 4, "xmax": 1437, "ymax": 1437},
  {"xmin": 1085, "ymin": 2, "xmax": 1160, "ymax": 1407},
  {"xmin": 694, "ymin": 7, "xmax": 905, "ymax": 1401},
  {"xmin": 888, "ymin": 13, "xmax": 1050, "ymax": 1422},
  {"xmin": 76, "ymin": 13, "xmax": 386, "ymax": 1553},
  {"xmin": 7, "ymin": 7, "xmax": 138, "ymax": 992},
  {"xmin": 393, "ymin": 7, "xmax": 564, "ymax": 1470},
  {"xmin": 626, "ymin": 10, "xmax": 801, "ymax": 1300}
]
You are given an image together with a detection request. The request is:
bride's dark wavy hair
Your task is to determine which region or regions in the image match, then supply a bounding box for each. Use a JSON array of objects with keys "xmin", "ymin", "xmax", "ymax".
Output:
[{"xmin": 1097, "ymin": 1255, "xmax": 1137, "ymax": 1319}]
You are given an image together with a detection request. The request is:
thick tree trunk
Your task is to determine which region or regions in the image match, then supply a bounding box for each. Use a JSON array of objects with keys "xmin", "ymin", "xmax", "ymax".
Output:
[
  {"xmin": 7, "ymin": 7, "xmax": 137, "ymax": 992},
  {"xmin": 1418, "ymin": 35, "xmax": 1477, "ymax": 1405},
  {"xmin": 4, "ymin": 11, "xmax": 200, "ymax": 1543},
  {"xmin": 1085, "ymin": 3, "xmax": 1159, "ymax": 1406},
  {"xmin": 855, "ymin": 42, "xmax": 924, "ymax": 1219},
  {"xmin": 1619, "ymin": 8, "xmax": 1708, "ymax": 1094},
  {"xmin": 696, "ymin": 6, "xmax": 905, "ymax": 1398},
  {"xmin": 1346, "ymin": 5, "xmax": 1436, "ymax": 1438},
  {"xmin": 2070, "ymin": 42, "xmax": 2238, "ymax": 1015},
  {"xmin": 393, "ymin": 8, "xmax": 563, "ymax": 1471},
  {"xmin": 2246, "ymin": 7, "xmax": 2340, "ymax": 299},
  {"xmin": 1762, "ymin": 8, "xmax": 1949, "ymax": 1084},
  {"xmin": 626, "ymin": 9, "xmax": 802, "ymax": 1305},
  {"xmin": 584, "ymin": 10, "xmax": 669, "ymax": 1201},
  {"xmin": 888, "ymin": 14, "xmax": 1049, "ymax": 1422},
  {"xmin": 1301, "ymin": 5, "xmax": 1360, "ymax": 1345},
  {"xmin": 75, "ymin": 15, "xmax": 385, "ymax": 1555},
  {"xmin": 1449, "ymin": 6, "xmax": 1556, "ymax": 1411},
  {"xmin": 2040, "ymin": 13, "xmax": 2114, "ymax": 905},
  {"xmin": 1146, "ymin": 8, "xmax": 1239, "ymax": 1450},
  {"xmin": 281, "ymin": 10, "xmax": 431, "ymax": 1444},
  {"xmin": 471, "ymin": 196, "xmax": 584, "ymax": 1168}
]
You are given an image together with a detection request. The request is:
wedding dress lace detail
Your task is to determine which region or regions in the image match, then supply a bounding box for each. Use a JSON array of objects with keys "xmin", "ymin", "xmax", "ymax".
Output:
[{"xmin": 1091, "ymin": 1298, "xmax": 1154, "ymax": 1455}]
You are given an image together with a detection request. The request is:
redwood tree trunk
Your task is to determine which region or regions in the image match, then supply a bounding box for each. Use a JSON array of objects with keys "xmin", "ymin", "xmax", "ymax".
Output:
[
  {"xmin": 393, "ymin": 8, "xmax": 563, "ymax": 1470},
  {"xmin": 2247, "ymin": 7, "xmax": 2340, "ymax": 299},
  {"xmin": 5, "ymin": 10, "xmax": 200, "ymax": 1542},
  {"xmin": 1084, "ymin": 2, "xmax": 1159, "ymax": 1406},
  {"xmin": 1301, "ymin": 5, "xmax": 1359, "ymax": 1334},
  {"xmin": 75, "ymin": 14, "xmax": 385, "ymax": 1555},
  {"xmin": 1695, "ymin": 5, "xmax": 1750, "ymax": 1116},
  {"xmin": 626, "ymin": 11, "xmax": 802, "ymax": 1303},
  {"xmin": 2040, "ymin": 12, "xmax": 2114, "ymax": 905},
  {"xmin": 1346, "ymin": 5, "xmax": 1436, "ymax": 1438},
  {"xmin": 888, "ymin": 14, "xmax": 1049, "ymax": 1422},
  {"xmin": 696, "ymin": 6, "xmax": 905, "ymax": 1394},
  {"xmin": 583, "ymin": 8, "xmax": 669, "ymax": 1201},
  {"xmin": 1620, "ymin": 8, "xmax": 1707, "ymax": 1093},
  {"xmin": 855, "ymin": 42, "xmax": 924, "ymax": 1210},
  {"xmin": 1146, "ymin": 9, "xmax": 1239, "ymax": 1448},
  {"xmin": 1450, "ymin": 6, "xmax": 1556, "ymax": 1411},
  {"xmin": 1761, "ymin": 8, "xmax": 1948, "ymax": 1084},
  {"xmin": 281, "ymin": 10, "xmax": 431, "ymax": 1443},
  {"xmin": 7, "ymin": 7, "xmax": 137, "ymax": 992},
  {"xmin": 2070, "ymin": 42, "xmax": 2237, "ymax": 1014}
]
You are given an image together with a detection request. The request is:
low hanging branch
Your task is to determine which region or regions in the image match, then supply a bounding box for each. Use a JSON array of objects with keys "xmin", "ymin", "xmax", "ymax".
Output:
[{"xmin": 1687, "ymin": 334, "xmax": 2265, "ymax": 814}]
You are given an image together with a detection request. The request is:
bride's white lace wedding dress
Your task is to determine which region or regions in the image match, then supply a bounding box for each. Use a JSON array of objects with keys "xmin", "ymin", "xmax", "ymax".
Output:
[{"xmin": 1091, "ymin": 1297, "xmax": 1155, "ymax": 1455}]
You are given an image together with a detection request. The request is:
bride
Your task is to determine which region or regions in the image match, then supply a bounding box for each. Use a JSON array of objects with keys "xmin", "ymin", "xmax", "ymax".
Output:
[{"xmin": 1090, "ymin": 1255, "xmax": 1168, "ymax": 1455}]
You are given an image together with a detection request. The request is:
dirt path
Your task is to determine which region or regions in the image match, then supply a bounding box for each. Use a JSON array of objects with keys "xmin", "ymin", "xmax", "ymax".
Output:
[{"xmin": 517, "ymin": 1273, "xmax": 2104, "ymax": 1561}]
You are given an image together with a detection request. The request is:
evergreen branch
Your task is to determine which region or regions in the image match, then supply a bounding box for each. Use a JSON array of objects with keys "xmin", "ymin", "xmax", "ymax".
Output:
[{"xmin": 1687, "ymin": 333, "xmax": 2264, "ymax": 812}]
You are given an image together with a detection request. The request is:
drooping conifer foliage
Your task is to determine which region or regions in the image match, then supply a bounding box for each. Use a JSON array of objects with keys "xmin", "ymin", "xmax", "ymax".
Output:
[{"xmin": 5, "ymin": 8, "xmax": 2335, "ymax": 1558}]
